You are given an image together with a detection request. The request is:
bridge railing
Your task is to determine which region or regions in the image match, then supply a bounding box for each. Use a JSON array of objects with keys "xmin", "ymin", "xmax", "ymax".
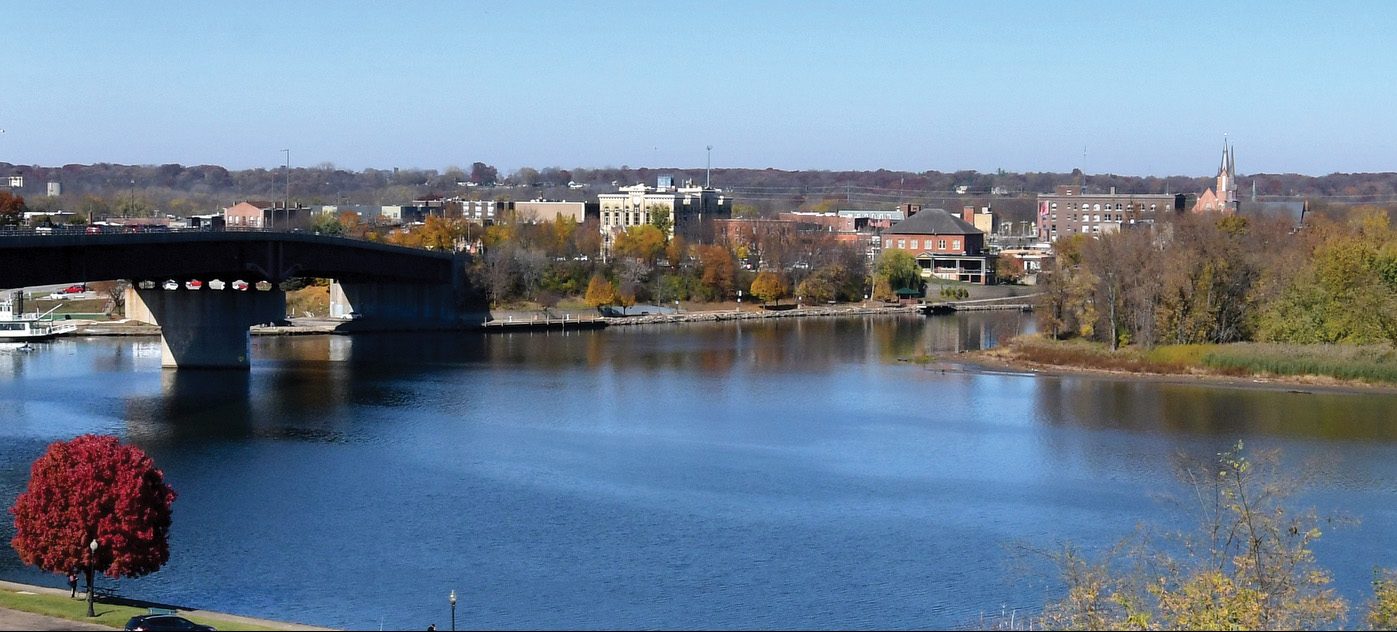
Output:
[
  {"xmin": 0, "ymin": 224, "xmax": 326, "ymax": 237},
  {"xmin": 0, "ymin": 224, "xmax": 448, "ymax": 248}
]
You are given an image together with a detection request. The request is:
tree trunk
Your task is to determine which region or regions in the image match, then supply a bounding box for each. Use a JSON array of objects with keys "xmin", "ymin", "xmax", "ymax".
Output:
[{"xmin": 85, "ymin": 566, "xmax": 95, "ymax": 617}]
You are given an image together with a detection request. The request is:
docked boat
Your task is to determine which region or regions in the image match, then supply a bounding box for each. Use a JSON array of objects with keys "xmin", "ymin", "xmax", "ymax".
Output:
[{"xmin": 0, "ymin": 291, "xmax": 79, "ymax": 342}]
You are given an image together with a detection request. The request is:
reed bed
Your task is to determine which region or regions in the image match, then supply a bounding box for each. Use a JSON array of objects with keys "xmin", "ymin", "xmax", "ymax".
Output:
[{"xmin": 1003, "ymin": 337, "xmax": 1397, "ymax": 385}]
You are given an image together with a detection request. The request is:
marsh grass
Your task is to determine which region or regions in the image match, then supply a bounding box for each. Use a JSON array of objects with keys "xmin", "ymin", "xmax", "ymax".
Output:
[
  {"xmin": 1202, "ymin": 342, "xmax": 1397, "ymax": 384},
  {"xmin": 1005, "ymin": 337, "xmax": 1397, "ymax": 385}
]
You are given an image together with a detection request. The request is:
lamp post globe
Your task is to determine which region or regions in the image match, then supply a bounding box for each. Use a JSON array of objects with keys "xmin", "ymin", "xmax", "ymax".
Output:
[{"xmin": 449, "ymin": 589, "xmax": 457, "ymax": 631}]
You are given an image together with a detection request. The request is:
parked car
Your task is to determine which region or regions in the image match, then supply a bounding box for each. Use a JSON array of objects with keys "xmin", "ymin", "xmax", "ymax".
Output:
[
  {"xmin": 123, "ymin": 614, "xmax": 216, "ymax": 631},
  {"xmin": 48, "ymin": 285, "xmax": 88, "ymax": 299}
]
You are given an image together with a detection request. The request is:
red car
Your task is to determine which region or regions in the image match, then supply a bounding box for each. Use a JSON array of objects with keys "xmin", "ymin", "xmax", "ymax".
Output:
[{"xmin": 61, "ymin": 285, "xmax": 86, "ymax": 294}]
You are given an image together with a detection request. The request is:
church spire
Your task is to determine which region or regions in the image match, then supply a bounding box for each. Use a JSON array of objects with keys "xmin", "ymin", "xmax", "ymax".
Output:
[
  {"xmin": 1219, "ymin": 135, "xmax": 1231, "ymax": 176},
  {"xmin": 1217, "ymin": 135, "xmax": 1237, "ymax": 209}
]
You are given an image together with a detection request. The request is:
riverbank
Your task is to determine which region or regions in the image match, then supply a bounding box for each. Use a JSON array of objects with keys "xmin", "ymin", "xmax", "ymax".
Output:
[
  {"xmin": 598, "ymin": 302, "xmax": 918, "ymax": 326},
  {"xmin": 0, "ymin": 580, "xmax": 331, "ymax": 631},
  {"xmin": 67, "ymin": 303, "xmax": 922, "ymax": 338},
  {"xmin": 964, "ymin": 335, "xmax": 1397, "ymax": 395}
]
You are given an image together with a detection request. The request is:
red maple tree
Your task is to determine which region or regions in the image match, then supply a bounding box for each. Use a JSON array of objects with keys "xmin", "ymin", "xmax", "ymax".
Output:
[
  {"xmin": 10, "ymin": 434, "xmax": 177, "ymax": 591},
  {"xmin": 0, "ymin": 191, "xmax": 25, "ymax": 226}
]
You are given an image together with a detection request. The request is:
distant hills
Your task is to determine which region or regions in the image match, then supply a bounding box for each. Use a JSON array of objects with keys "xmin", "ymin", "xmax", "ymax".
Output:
[{"xmin": 4, "ymin": 162, "xmax": 1394, "ymax": 227}]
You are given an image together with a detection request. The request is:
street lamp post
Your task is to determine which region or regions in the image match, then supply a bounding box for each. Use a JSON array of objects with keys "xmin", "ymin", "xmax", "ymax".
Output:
[
  {"xmin": 449, "ymin": 590, "xmax": 456, "ymax": 631},
  {"xmin": 86, "ymin": 538, "xmax": 97, "ymax": 617}
]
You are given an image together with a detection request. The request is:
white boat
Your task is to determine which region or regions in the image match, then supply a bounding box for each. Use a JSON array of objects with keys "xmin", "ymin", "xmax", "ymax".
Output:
[{"xmin": 0, "ymin": 291, "xmax": 79, "ymax": 342}]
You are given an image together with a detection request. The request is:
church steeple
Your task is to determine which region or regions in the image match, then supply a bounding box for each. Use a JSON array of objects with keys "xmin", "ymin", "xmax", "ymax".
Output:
[{"xmin": 1217, "ymin": 137, "xmax": 1237, "ymax": 209}]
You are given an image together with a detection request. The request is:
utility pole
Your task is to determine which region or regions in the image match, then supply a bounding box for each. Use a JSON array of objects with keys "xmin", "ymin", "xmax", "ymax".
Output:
[{"xmin": 281, "ymin": 148, "xmax": 290, "ymax": 230}]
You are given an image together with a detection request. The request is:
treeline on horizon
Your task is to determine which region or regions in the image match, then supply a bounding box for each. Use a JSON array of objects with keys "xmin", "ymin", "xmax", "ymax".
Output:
[{"xmin": 6, "ymin": 161, "xmax": 1397, "ymax": 226}]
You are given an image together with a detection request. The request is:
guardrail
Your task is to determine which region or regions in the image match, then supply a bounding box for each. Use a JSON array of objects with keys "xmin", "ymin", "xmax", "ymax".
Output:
[
  {"xmin": 0, "ymin": 225, "xmax": 320, "ymax": 237},
  {"xmin": 0, "ymin": 224, "xmax": 472, "ymax": 258}
]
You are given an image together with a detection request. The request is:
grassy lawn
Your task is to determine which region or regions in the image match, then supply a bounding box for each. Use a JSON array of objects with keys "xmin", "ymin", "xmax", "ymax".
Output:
[
  {"xmin": 27, "ymin": 298, "xmax": 112, "ymax": 316},
  {"xmin": 285, "ymin": 285, "xmax": 330, "ymax": 318},
  {"xmin": 0, "ymin": 587, "xmax": 278, "ymax": 631}
]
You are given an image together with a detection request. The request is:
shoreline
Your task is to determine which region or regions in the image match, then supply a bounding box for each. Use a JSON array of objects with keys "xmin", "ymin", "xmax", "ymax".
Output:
[
  {"xmin": 597, "ymin": 303, "xmax": 918, "ymax": 326},
  {"xmin": 957, "ymin": 345, "xmax": 1397, "ymax": 397},
  {"xmin": 64, "ymin": 303, "xmax": 923, "ymax": 338}
]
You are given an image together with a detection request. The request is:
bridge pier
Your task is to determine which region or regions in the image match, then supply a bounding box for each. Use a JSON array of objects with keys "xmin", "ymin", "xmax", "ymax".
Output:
[
  {"xmin": 126, "ymin": 286, "xmax": 286, "ymax": 369},
  {"xmin": 329, "ymin": 279, "xmax": 488, "ymax": 328}
]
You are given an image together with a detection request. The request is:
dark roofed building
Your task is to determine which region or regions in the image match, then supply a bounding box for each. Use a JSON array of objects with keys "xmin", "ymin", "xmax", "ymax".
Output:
[
  {"xmin": 881, "ymin": 207, "xmax": 997, "ymax": 284},
  {"xmin": 882, "ymin": 207, "xmax": 985, "ymax": 255}
]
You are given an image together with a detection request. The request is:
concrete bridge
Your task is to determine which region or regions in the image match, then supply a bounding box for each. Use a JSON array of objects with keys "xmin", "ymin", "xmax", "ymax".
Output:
[{"xmin": 0, "ymin": 229, "xmax": 488, "ymax": 368}]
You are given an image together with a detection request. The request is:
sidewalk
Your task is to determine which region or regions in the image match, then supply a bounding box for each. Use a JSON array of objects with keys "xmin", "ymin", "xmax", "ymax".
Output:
[{"xmin": 0, "ymin": 580, "xmax": 333, "ymax": 631}]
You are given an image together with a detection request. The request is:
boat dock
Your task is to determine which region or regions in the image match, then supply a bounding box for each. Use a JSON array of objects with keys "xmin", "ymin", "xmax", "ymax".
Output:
[
  {"xmin": 481, "ymin": 314, "xmax": 608, "ymax": 332},
  {"xmin": 920, "ymin": 294, "xmax": 1039, "ymax": 315}
]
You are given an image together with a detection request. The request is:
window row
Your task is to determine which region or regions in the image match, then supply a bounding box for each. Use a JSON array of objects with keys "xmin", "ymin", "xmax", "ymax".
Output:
[
  {"xmin": 1049, "ymin": 202, "xmax": 1159, "ymax": 212},
  {"xmin": 601, "ymin": 211, "xmax": 650, "ymax": 227},
  {"xmin": 894, "ymin": 238, "xmax": 961, "ymax": 251}
]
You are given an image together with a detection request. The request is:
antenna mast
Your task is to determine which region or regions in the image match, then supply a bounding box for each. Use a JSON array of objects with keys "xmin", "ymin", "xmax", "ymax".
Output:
[{"xmin": 705, "ymin": 145, "xmax": 713, "ymax": 188}]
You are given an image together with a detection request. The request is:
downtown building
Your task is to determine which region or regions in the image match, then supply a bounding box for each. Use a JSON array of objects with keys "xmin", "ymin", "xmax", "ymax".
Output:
[
  {"xmin": 1035, "ymin": 185, "xmax": 1187, "ymax": 242},
  {"xmin": 880, "ymin": 207, "xmax": 997, "ymax": 285},
  {"xmin": 597, "ymin": 175, "xmax": 731, "ymax": 254}
]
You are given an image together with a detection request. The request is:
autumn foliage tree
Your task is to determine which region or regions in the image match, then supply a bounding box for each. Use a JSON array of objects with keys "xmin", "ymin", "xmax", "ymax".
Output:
[
  {"xmin": 1039, "ymin": 443, "xmax": 1352, "ymax": 630},
  {"xmin": 750, "ymin": 271, "xmax": 787, "ymax": 306},
  {"xmin": 695, "ymin": 244, "xmax": 736, "ymax": 301},
  {"xmin": 10, "ymin": 434, "xmax": 177, "ymax": 597},
  {"xmin": 1257, "ymin": 210, "xmax": 1397, "ymax": 345},
  {"xmin": 418, "ymin": 215, "xmax": 463, "ymax": 251},
  {"xmin": 0, "ymin": 191, "xmax": 26, "ymax": 226},
  {"xmin": 583, "ymin": 274, "xmax": 616, "ymax": 313},
  {"xmin": 613, "ymin": 224, "xmax": 667, "ymax": 265}
]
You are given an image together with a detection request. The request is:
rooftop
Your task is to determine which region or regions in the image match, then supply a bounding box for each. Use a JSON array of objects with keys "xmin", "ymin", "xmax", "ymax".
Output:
[{"xmin": 885, "ymin": 208, "xmax": 982, "ymax": 236}]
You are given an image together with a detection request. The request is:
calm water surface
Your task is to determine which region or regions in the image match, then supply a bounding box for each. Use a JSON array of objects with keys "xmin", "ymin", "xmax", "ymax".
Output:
[{"xmin": 0, "ymin": 312, "xmax": 1395, "ymax": 630}]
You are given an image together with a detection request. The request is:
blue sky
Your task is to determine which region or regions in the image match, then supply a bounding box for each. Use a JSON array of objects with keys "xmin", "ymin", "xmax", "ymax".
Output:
[{"xmin": 4, "ymin": 1, "xmax": 1395, "ymax": 177}]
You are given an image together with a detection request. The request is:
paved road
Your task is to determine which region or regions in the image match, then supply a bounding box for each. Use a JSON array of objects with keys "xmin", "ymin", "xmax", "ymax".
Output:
[{"xmin": 0, "ymin": 605, "xmax": 109, "ymax": 630}]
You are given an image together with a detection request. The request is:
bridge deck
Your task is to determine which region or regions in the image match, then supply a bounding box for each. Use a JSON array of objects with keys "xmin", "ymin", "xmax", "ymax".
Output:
[{"xmin": 0, "ymin": 229, "xmax": 461, "ymax": 288}]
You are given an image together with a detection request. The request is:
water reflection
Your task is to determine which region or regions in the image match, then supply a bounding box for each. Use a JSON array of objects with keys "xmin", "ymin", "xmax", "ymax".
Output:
[
  {"xmin": 124, "ymin": 371, "xmax": 254, "ymax": 443},
  {"xmin": 1033, "ymin": 375, "xmax": 1397, "ymax": 442},
  {"xmin": 470, "ymin": 312, "xmax": 1038, "ymax": 378}
]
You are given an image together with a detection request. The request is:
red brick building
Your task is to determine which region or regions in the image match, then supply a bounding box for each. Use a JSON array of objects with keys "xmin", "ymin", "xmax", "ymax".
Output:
[{"xmin": 881, "ymin": 207, "xmax": 996, "ymax": 284}]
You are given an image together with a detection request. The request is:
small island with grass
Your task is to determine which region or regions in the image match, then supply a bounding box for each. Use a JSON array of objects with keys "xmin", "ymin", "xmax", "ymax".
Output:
[{"xmin": 978, "ymin": 336, "xmax": 1397, "ymax": 392}]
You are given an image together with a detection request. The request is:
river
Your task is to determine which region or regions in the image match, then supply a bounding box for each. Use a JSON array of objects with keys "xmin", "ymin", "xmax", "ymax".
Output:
[{"xmin": 0, "ymin": 312, "xmax": 1394, "ymax": 629}]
